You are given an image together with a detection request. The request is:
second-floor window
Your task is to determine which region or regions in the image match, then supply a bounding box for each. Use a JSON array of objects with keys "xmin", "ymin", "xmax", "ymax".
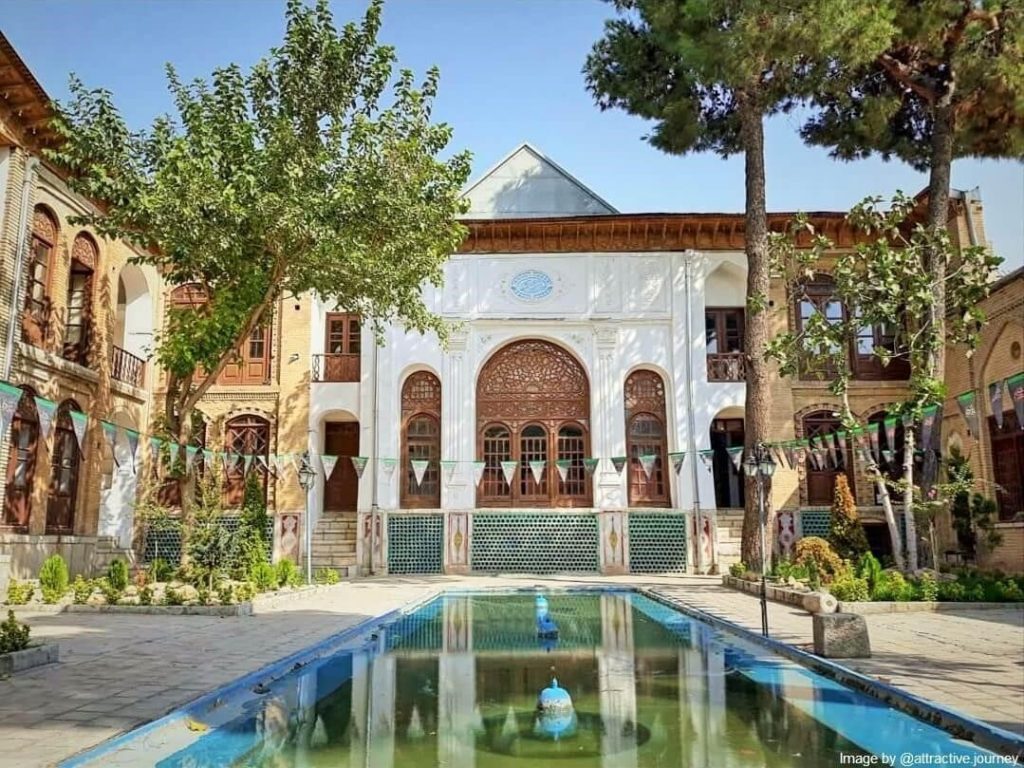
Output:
[
  {"xmin": 315, "ymin": 313, "xmax": 361, "ymax": 382},
  {"xmin": 706, "ymin": 308, "xmax": 745, "ymax": 381},
  {"xmin": 63, "ymin": 234, "xmax": 97, "ymax": 365},
  {"xmin": 23, "ymin": 206, "xmax": 58, "ymax": 346}
]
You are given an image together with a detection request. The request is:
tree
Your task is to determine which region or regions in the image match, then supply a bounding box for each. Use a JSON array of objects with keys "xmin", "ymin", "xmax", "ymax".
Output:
[
  {"xmin": 584, "ymin": 0, "xmax": 892, "ymax": 567},
  {"xmin": 828, "ymin": 474, "xmax": 869, "ymax": 562},
  {"xmin": 766, "ymin": 194, "xmax": 1000, "ymax": 570},
  {"xmin": 48, "ymin": 0, "xmax": 471, "ymax": 541},
  {"xmin": 802, "ymin": 1, "xmax": 1023, "ymax": 441}
]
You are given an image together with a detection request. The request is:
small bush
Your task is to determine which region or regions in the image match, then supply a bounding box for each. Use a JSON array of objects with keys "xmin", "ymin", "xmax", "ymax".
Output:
[
  {"xmin": 251, "ymin": 562, "xmax": 277, "ymax": 592},
  {"xmin": 148, "ymin": 558, "xmax": 174, "ymax": 583},
  {"xmin": 916, "ymin": 572, "xmax": 939, "ymax": 602},
  {"xmin": 139, "ymin": 585, "xmax": 154, "ymax": 606},
  {"xmin": 275, "ymin": 558, "xmax": 301, "ymax": 588},
  {"xmin": 197, "ymin": 587, "xmax": 211, "ymax": 606},
  {"xmin": 996, "ymin": 579, "xmax": 1024, "ymax": 602},
  {"xmin": 235, "ymin": 581, "xmax": 257, "ymax": 602},
  {"xmin": 133, "ymin": 569, "xmax": 149, "ymax": 588},
  {"xmin": 164, "ymin": 586, "xmax": 185, "ymax": 606},
  {"xmin": 107, "ymin": 559, "xmax": 130, "ymax": 591},
  {"xmin": 728, "ymin": 562, "xmax": 746, "ymax": 578},
  {"xmin": 795, "ymin": 537, "xmax": 843, "ymax": 584},
  {"xmin": 855, "ymin": 552, "xmax": 883, "ymax": 596},
  {"xmin": 938, "ymin": 581, "xmax": 966, "ymax": 602},
  {"xmin": 875, "ymin": 571, "xmax": 914, "ymax": 602},
  {"xmin": 217, "ymin": 583, "xmax": 235, "ymax": 605},
  {"xmin": 71, "ymin": 575, "xmax": 94, "ymax": 604},
  {"xmin": 314, "ymin": 567, "xmax": 340, "ymax": 585},
  {"xmin": 828, "ymin": 475, "xmax": 869, "ymax": 561},
  {"xmin": 0, "ymin": 610, "xmax": 31, "ymax": 654},
  {"xmin": 39, "ymin": 555, "xmax": 69, "ymax": 604},
  {"xmin": 98, "ymin": 578, "xmax": 123, "ymax": 605},
  {"xmin": 829, "ymin": 576, "xmax": 870, "ymax": 602},
  {"xmin": 5, "ymin": 579, "xmax": 32, "ymax": 606}
]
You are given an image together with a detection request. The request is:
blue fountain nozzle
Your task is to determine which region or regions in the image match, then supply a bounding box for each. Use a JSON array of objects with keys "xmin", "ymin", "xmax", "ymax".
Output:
[
  {"xmin": 535, "ymin": 678, "xmax": 577, "ymax": 741},
  {"xmin": 537, "ymin": 613, "xmax": 559, "ymax": 639}
]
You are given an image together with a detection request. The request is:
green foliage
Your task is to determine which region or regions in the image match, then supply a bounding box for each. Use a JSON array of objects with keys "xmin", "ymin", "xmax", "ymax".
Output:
[
  {"xmin": 107, "ymin": 559, "xmax": 130, "ymax": 591},
  {"xmin": 938, "ymin": 580, "xmax": 966, "ymax": 602},
  {"xmin": 217, "ymin": 583, "xmax": 235, "ymax": 605},
  {"xmin": 794, "ymin": 537, "xmax": 844, "ymax": 583},
  {"xmin": 772, "ymin": 557, "xmax": 811, "ymax": 582},
  {"xmin": 234, "ymin": 581, "xmax": 257, "ymax": 603},
  {"xmin": 874, "ymin": 571, "xmax": 915, "ymax": 602},
  {"xmin": 38, "ymin": 556, "xmax": 69, "ymax": 604},
  {"xmin": 0, "ymin": 610, "xmax": 31, "ymax": 654},
  {"xmin": 916, "ymin": 572, "xmax": 939, "ymax": 602},
  {"xmin": 855, "ymin": 552, "xmax": 884, "ymax": 596},
  {"xmin": 197, "ymin": 587, "xmax": 211, "ymax": 606},
  {"xmin": 946, "ymin": 451, "xmax": 1003, "ymax": 560},
  {"xmin": 148, "ymin": 558, "xmax": 174, "ymax": 583},
  {"xmin": 828, "ymin": 475, "xmax": 869, "ymax": 561},
  {"xmin": 314, "ymin": 567, "xmax": 340, "ymax": 586},
  {"xmin": 71, "ymin": 576, "xmax": 94, "ymax": 605},
  {"xmin": 275, "ymin": 559, "xmax": 301, "ymax": 588},
  {"xmin": 829, "ymin": 575, "xmax": 870, "ymax": 602},
  {"xmin": 5, "ymin": 579, "xmax": 32, "ymax": 606},
  {"xmin": 250, "ymin": 562, "xmax": 277, "ymax": 593},
  {"xmin": 139, "ymin": 585, "xmax": 154, "ymax": 606},
  {"xmin": 187, "ymin": 474, "xmax": 235, "ymax": 589},
  {"xmin": 98, "ymin": 578, "xmax": 123, "ymax": 605},
  {"xmin": 729, "ymin": 562, "xmax": 747, "ymax": 578},
  {"xmin": 163, "ymin": 586, "xmax": 185, "ymax": 606}
]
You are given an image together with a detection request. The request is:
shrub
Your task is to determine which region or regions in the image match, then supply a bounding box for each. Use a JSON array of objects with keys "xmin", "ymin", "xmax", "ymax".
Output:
[
  {"xmin": 234, "ymin": 472, "xmax": 270, "ymax": 576},
  {"xmin": 217, "ymin": 583, "xmax": 235, "ymax": 605},
  {"xmin": 148, "ymin": 558, "xmax": 174, "ymax": 583},
  {"xmin": 314, "ymin": 567, "xmax": 340, "ymax": 585},
  {"xmin": 794, "ymin": 537, "xmax": 843, "ymax": 584},
  {"xmin": 197, "ymin": 587, "xmax": 211, "ymax": 606},
  {"xmin": 107, "ymin": 559, "xmax": 130, "ymax": 591},
  {"xmin": 235, "ymin": 581, "xmax": 257, "ymax": 602},
  {"xmin": 875, "ymin": 571, "xmax": 914, "ymax": 602},
  {"xmin": 139, "ymin": 585, "xmax": 154, "ymax": 606},
  {"xmin": 275, "ymin": 558, "xmax": 301, "ymax": 588},
  {"xmin": 164, "ymin": 586, "xmax": 185, "ymax": 606},
  {"xmin": 728, "ymin": 562, "xmax": 746, "ymax": 578},
  {"xmin": 916, "ymin": 572, "xmax": 939, "ymax": 602},
  {"xmin": 829, "ymin": 576, "xmax": 870, "ymax": 602},
  {"xmin": 0, "ymin": 610, "xmax": 31, "ymax": 654},
  {"xmin": 855, "ymin": 552, "xmax": 883, "ymax": 596},
  {"xmin": 828, "ymin": 475, "xmax": 869, "ymax": 561},
  {"xmin": 98, "ymin": 578, "xmax": 123, "ymax": 605},
  {"xmin": 71, "ymin": 575, "xmax": 94, "ymax": 604},
  {"xmin": 251, "ymin": 562, "xmax": 277, "ymax": 592},
  {"xmin": 938, "ymin": 581, "xmax": 966, "ymax": 601},
  {"xmin": 5, "ymin": 579, "xmax": 32, "ymax": 606},
  {"xmin": 39, "ymin": 555, "xmax": 69, "ymax": 604}
]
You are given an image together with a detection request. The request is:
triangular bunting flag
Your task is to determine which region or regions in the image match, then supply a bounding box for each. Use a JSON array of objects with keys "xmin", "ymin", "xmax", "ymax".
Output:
[
  {"xmin": 202, "ymin": 449, "xmax": 214, "ymax": 472},
  {"xmin": 0, "ymin": 382, "xmax": 21, "ymax": 439},
  {"xmin": 149, "ymin": 437, "xmax": 162, "ymax": 469},
  {"xmin": 783, "ymin": 443, "xmax": 797, "ymax": 469},
  {"xmin": 989, "ymin": 380, "xmax": 1005, "ymax": 429},
  {"xmin": 726, "ymin": 446, "xmax": 743, "ymax": 472},
  {"xmin": 440, "ymin": 460, "xmax": 457, "ymax": 484},
  {"xmin": 637, "ymin": 453, "xmax": 658, "ymax": 479},
  {"xmin": 185, "ymin": 446, "xmax": 198, "ymax": 472},
  {"xmin": 834, "ymin": 431, "xmax": 847, "ymax": 468},
  {"xmin": 101, "ymin": 422, "xmax": 120, "ymax": 465},
  {"xmin": 771, "ymin": 444, "xmax": 789, "ymax": 471},
  {"xmin": 243, "ymin": 454, "xmax": 254, "ymax": 474},
  {"xmin": 350, "ymin": 456, "xmax": 368, "ymax": 479},
  {"xmin": 698, "ymin": 449, "xmax": 714, "ymax": 473},
  {"xmin": 69, "ymin": 411, "xmax": 89, "ymax": 451},
  {"xmin": 554, "ymin": 459, "xmax": 571, "ymax": 482},
  {"xmin": 867, "ymin": 422, "xmax": 881, "ymax": 463},
  {"xmin": 271, "ymin": 454, "xmax": 287, "ymax": 474},
  {"xmin": 380, "ymin": 457, "xmax": 397, "ymax": 478},
  {"xmin": 471, "ymin": 460, "xmax": 486, "ymax": 486},
  {"xmin": 500, "ymin": 460, "xmax": 517, "ymax": 486},
  {"xmin": 529, "ymin": 460, "xmax": 546, "ymax": 484},
  {"xmin": 223, "ymin": 452, "xmax": 236, "ymax": 473},
  {"xmin": 583, "ymin": 458, "xmax": 599, "ymax": 475},
  {"xmin": 669, "ymin": 452, "xmax": 685, "ymax": 475},
  {"xmin": 321, "ymin": 455, "xmax": 339, "ymax": 480},
  {"xmin": 955, "ymin": 392, "xmax": 980, "ymax": 436},
  {"xmin": 611, "ymin": 456, "xmax": 627, "ymax": 475},
  {"xmin": 411, "ymin": 459, "xmax": 430, "ymax": 487},
  {"xmin": 254, "ymin": 454, "xmax": 268, "ymax": 472},
  {"xmin": 920, "ymin": 405, "xmax": 939, "ymax": 452},
  {"xmin": 34, "ymin": 397, "xmax": 57, "ymax": 440},
  {"xmin": 169, "ymin": 442, "xmax": 180, "ymax": 469},
  {"xmin": 881, "ymin": 448, "xmax": 894, "ymax": 466},
  {"xmin": 823, "ymin": 433, "xmax": 837, "ymax": 468},
  {"xmin": 1008, "ymin": 373, "xmax": 1024, "ymax": 429},
  {"xmin": 125, "ymin": 430, "xmax": 141, "ymax": 473}
]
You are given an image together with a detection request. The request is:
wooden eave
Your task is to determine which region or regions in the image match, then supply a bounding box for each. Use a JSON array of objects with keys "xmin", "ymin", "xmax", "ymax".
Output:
[{"xmin": 0, "ymin": 32, "xmax": 59, "ymax": 150}]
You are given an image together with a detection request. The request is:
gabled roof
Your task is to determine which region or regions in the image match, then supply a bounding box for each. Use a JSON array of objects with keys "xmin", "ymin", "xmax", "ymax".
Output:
[
  {"xmin": 0, "ymin": 31, "xmax": 59, "ymax": 148},
  {"xmin": 460, "ymin": 142, "xmax": 617, "ymax": 219}
]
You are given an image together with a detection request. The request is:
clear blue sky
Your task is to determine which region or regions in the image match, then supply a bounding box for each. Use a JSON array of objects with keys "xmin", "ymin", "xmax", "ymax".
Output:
[{"xmin": 4, "ymin": 0, "xmax": 1022, "ymax": 269}]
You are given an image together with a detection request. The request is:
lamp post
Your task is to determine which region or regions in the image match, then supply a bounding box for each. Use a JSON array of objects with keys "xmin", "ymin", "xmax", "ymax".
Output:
[
  {"xmin": 744, "ymin": 443, "xmax": 777, "ymax": 637},
  {"xmin": 297, "ymin": 451, "xmax": 317, "ymax": 585}
]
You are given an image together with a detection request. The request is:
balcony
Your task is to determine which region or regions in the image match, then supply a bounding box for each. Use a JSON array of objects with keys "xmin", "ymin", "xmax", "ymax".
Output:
[
  {"xmin": 111, "ymin": 345, "xmax": 146, "ymax": 387},
  {"xmin": 707, "ymin": 352, "xmax": 745, "ymax": 382},
  {"xmin": 312, "ymin": 353, "xmax": 360, "ymax": 383}
]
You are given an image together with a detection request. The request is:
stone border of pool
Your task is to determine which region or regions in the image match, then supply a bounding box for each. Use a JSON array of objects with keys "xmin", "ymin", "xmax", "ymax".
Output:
[
  {"xmin": 639, "ymin": 586, "xmax": 1024, "ymax": 760},
  {"xmin": 58, "ymin": 584, "xmax": 1024, "ymax": 766}
]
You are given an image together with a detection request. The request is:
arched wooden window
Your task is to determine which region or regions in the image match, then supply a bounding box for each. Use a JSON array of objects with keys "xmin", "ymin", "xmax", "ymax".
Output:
[
  {"xmin": 23, "ymin": 206, "xmax": 58, "ymax": 345},
  {"xmin": 46, "ymin": 400, "xmax": 83, "ymax": 534},
  {"xmin": 224, "ymin": 415, "xmax": 270, "ymax": 507},
  {"xmin": 802, "ymin": 410, "xmax": 852, "ymax": 506},
  {"xmin": 401, "ymin": 371, "xmax": 441, "ymax": 508},
  {"xmin": 476, "ymin": 340, "xmax": 591, "ymax": 507},
  {"xmin": 3, "ymin": 387, "xmax": 39, "ymax": 529},
  {"xmin": 63, "ymin": 234, "xmax": 97, "ymax": 364},
  {"xmin": 625, "ymin": 370, "xmax": 669, "ymax": 507}
]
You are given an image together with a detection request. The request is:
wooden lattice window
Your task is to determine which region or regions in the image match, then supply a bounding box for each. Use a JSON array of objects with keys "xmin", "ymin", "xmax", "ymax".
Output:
[
  {"xmin": 224, "ymin": 415, "xmax": 270, "ymax": 506},
  {"xmin": 46, "ymin": 400, "xmax": 83, "ymax": 534},
  {"xmin": 401, "ymin": 371, "xmax": 441, "ymax": 508},
  {"xmin": 476, "ymin": 340, "xmax": 591, "ymax": 507},
  {"xmin": 3, "ymin": 387, "xmax": 39, "ymax": 529},
  {"xmin": 625, "ymin": 370, "xmax": 669, "ymax": 507},
  {"xmin": 63, "ymin": 234, "xmax": 97, "ymax": 365},
  {"xmin": 23, "ymin": 207, "xmax": 58, "ymax": 345}
]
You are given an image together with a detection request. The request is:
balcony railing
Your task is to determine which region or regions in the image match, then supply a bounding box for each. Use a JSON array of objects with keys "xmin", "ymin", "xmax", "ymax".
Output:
[
  {"xmin": 312, "ymin": 353, "xmax": 360, "ymax": 383},
  {"xmin": 707, "ymin": 352, "xmax": 745, "ymax": 382},
  {"xmin": 111, "ymin": 345, "xmax": 146, "ymax": 387}
]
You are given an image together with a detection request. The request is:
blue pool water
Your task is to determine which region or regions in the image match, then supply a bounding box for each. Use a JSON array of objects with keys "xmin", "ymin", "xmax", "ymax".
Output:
[{"xmin": 64, "ymin": 590, "xmax": 1016, "ymax": 767}]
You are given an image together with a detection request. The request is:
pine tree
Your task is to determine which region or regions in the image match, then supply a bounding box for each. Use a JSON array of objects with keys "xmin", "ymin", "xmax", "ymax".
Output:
[{"xmin": 828, "ymin": 474, "xmax": 869, "ymax": 562}]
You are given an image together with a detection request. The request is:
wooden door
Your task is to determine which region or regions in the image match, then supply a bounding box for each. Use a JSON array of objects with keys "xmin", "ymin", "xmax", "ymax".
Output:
[
  {"xmin": 3, "ymin": 411, "xmax": 37, "ymax": 529},
  {"xmin": 324, "ymin": 422, "xmax": 359, "ymax": 512},
  {"xmin": 46, "ymin": 423, "xmax": 79, "ymax": 533}
]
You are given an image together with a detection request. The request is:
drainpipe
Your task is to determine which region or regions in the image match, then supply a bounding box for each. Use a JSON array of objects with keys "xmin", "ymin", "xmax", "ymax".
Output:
[
  {"xmin": 682, "ymin": 253, "xmax": 704, "ymax": 573},
  {"xmin": 368, "ymin": 323, "xmax": 380, "ymax": 575},
  {"xmin": 4, "ymin": 155, "xmax": 39, "ymax": 381}
]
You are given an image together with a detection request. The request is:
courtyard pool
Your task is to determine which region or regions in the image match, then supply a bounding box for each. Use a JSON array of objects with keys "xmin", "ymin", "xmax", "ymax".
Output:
[{"xmin": 64, "ymin": 590, "xmax": 1013, "ymax": 767}]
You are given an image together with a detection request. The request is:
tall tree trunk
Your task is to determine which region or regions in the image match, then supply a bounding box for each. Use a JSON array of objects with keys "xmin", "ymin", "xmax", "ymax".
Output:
[
  {"xmin": 738, "ymin": 102, "xmax": 774, "ymax": 570},
  {"xmin": 902, "ymin": 426, "xmax": 919, "ymax": 571},
  {"xmin": 924, "ymin": 100, "xmax": 954, "ymax": 390}
]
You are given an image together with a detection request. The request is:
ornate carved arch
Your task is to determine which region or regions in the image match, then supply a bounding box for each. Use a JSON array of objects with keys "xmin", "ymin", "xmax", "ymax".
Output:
[
  {"xmin": 402, "ymin": 371, "xmax": 441, "ymax": 508},
  {"xmin": 625, "ymin": 369, "xmax": 669, "ymax": 507},
  {"xmin": 477, "ymin": 340, "xmax": 589, "ymax": 424}
]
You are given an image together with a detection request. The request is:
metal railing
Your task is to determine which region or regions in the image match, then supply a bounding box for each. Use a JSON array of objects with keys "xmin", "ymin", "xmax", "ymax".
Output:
[
  {"xmin": 111, "ymin": 344, "xmax": 146, "ymax": 387},
  {"xmin": 312, "ymin": 353, "xmax": 360, "ymax": 382},
  {"xmin": 707, "ymin": 352, "xmax": 745, "ymax": 382}
]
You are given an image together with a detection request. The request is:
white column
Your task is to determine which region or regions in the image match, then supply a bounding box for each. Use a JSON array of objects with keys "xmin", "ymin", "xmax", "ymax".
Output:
[
  {"xmin": 594, "ymin": 327, "xmax": 625, "ymax": 509},
  {"xmin": 438, "ymin": 596, "xmax": 475, "ymax": 767},
  {"xmin": 442, "ymin": 330, "xmax": 472, "ymax": 509},
  {"xmin": 348, "ymin": 650, "xmax": 369, "ymax": 768},
  {"xmin": 599, "ymin": 593, "xmax": 637, "ymax": 768},
  {"xmin": 367, "ymin": 640, "xmax": 396, "ymax": 768}
]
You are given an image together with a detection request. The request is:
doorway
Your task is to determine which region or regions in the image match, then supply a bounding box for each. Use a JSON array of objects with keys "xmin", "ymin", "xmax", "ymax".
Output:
[{"xmin": 324, "ymin": 422, "xmax": 359, "ymax": 512}]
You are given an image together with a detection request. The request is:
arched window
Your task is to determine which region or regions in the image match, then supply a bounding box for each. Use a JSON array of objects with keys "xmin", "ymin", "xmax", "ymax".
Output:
[
  {"xmin": 557, "ymin": 424, "xmax": 587, "ymax": 500},
  {"xmin": 711, "ymin": 417, "xmax": 745, "ymax": 508},
  {"xmin": 519, "ymin": 424, "xmax": 549, "ymax": 502},
  {"xmin": 802, "ymin": 410, "xmax": 852, "ymax": 506},
  {"xmin": 63, "ymin": 233, "xmax": 97, "ymax": 364},
  {"xmin": 23, "ymin": 206, "xmax": 58, "ymax": 345},
  {"xmin": 401, "ymin": 371, "xmax": 441, "ymax": 508},
  {"xmin": 46, "ymin": 400, "xmax": 83, "ymax": 533},
  {"xmin": 480, "ymin": 424, "xmax": 512, "ymax": 502},
  {"xmin": 224, "ymin": 415, "xmax": 270, "ymax": 507},
  {"xmin": 625, "ymin": 370, "xmax": 669, "ymax": 507},
  {"xmin": 3, "ymin": 387, "xmax": 39, "ymax": 529}
]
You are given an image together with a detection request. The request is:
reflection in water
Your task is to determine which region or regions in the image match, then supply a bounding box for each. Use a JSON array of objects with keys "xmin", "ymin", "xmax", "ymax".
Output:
[{"xmin": 157, "ymin": 592, "xmax": 963, "ymax": 768}]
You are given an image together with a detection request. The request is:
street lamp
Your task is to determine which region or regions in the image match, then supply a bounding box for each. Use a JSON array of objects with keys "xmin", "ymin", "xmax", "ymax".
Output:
[
  {"xmin": 744, "ymin": 443, "xmax": 777, "ymax": 637},
  {"xmin": 297, "ymin": 451, "xmax": 317, "ymax": 585}
]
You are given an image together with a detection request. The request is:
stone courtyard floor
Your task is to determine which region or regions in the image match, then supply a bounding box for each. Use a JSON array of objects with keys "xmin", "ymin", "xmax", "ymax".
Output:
[{"xmin": 2, "ymin": 575, "xmax": 1022, "ymax": 767}]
